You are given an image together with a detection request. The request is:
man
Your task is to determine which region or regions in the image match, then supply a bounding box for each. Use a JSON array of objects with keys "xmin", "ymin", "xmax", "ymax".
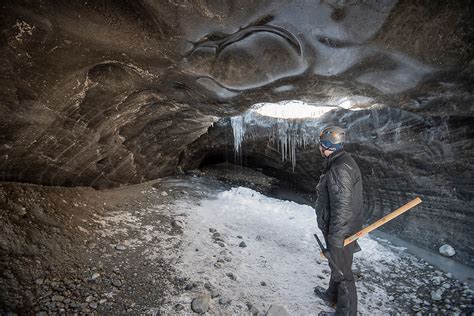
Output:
[{"xmin": 314, "ymin": 126, "xmax": 363, "ymax": 316}]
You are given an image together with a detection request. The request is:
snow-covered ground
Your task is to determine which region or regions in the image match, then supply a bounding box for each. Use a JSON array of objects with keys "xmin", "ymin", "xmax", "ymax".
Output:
[{"xmin": 172, "ymin": 186, "xmax": 394, "ymax": 314}]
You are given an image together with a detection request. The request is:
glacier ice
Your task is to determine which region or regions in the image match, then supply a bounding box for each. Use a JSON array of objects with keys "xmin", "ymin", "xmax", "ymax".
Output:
[{"xmin": 229, "ymin": 98, "xmax": 375, "ymax": 169}]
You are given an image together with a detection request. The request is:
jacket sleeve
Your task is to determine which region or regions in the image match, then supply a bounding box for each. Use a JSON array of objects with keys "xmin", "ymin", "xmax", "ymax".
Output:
[
  {"xmin": 315, "ymin": 175, "xmax": 329, "ymax": 234},
  {"xmin": 327, "ymin": 165, "xmax": 353, "ymax": 248}
]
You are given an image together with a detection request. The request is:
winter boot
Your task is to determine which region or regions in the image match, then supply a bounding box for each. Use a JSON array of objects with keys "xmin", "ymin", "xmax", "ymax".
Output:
[{"xmin": 314, "ymin": 286, "xmax": 337, "ymax": 308}]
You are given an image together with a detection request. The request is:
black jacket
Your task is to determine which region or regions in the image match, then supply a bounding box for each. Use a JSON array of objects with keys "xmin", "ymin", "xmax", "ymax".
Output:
[{"xmin": 315, "ymin": 150, "xmax": 363, "ymax": 248}]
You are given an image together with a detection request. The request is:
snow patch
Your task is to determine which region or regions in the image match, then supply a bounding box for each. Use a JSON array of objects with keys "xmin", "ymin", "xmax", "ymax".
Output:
[{"xmin": 170, "ymin": 186, "xmax": 396, "ymax": 314}]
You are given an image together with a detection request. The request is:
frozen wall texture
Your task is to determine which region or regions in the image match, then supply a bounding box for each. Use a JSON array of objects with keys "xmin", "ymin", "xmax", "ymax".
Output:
[{"xmin": 0, "ymin": 1, "xmax": 473, "ymax": 263}]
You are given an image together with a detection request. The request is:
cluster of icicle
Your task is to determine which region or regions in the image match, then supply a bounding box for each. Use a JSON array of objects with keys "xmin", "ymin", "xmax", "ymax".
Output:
[{"xmin": 230, "ymin": 101, "xmax": 336, "ymax": 170}]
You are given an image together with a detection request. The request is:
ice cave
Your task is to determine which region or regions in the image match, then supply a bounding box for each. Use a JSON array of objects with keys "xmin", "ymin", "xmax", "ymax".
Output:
[{"xmin": 0, "ymin": 1, "xmax": 473, "ymax": 314}]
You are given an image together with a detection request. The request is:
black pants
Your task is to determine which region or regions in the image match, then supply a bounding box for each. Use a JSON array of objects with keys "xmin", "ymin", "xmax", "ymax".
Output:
[{"xmin": 327, "ymin": 242, "xmax": 357, "ymax": 316}]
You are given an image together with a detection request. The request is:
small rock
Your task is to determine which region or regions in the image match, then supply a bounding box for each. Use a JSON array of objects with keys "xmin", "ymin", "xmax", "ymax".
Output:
[
  {"xmin": 237, "ymin": 235, "xmax": 243, "ymax": 239},
  {"xmin": 175, "ymin": 303, "xmax": 184, "ymax": 311},
  {"xmin": 99, "ymin": 299, "xmax": 107, "ymax": 304},
  {"xmin": 209, "ymin": 228, "xmax": 217, "ymax": 233},
  {"xmin": 89, "ymin": 302, "xmax": 98, "ymax": 309},
  {"xmin": 191, "ymin": 295, "xmax": 210, "ymax": 313},
  {"xmin": 226, "ymin": 272, "xmax": 237, "ymax": 281},
  {"xmin": 210, "ymin": 289, "xmax": 220, "ymax": 298},
  {"xmin": 115, "ymin": 244, "xmax": 127, "ymax": 251},
  {"xmin": 239, "ymin": 241, "xmax": 247, "ymax": 248},
  {"xmin": 431, "ymin": 291, "xmax": 442, "ymax": 301},
  {"xmin": 161, "ymin": 191, "xmax": 168, "ymax": 196},
  {"xmin": 185, "ymin": 283, "xmax": 194, "ymax": 290},
  {"xmin": 432, "ymin": 276, "xmax": 442, "ymax": 285},
  {"xmin": 224, "ymin": 256, "xmax": 232, "ymax": 262},
  {"xmin": 261, "ymin": 281, "xmax": 267, "ymax": 286},
  {"xmin": 247, "ymin": 302, "xmax": 260, "ymax": 315},
  {"xmin": 112, "ymin": 279, "xmax": 122, "ymax": 287},
  {"xmin": 439, "ymin": 244, "xmax": 456, "ymax": 257},
  {"xmin": 214, "ymin": 262, "xmax": 222, "ymax": 268},
  {"xmin": 85, "ymin": 295, "xmax": 94, "ymax": 303},
  {"xmin": 91, "ymin": 273, "xmax": 100, "ymax": 280},
  {"xmin": 219, "ymin": 297, "xmax": 231, "ymax": 305},
  {"xmin": 172, "ymin": 220, "xmax": 184, "ymax": 229},
  {"xmin": 266, "ymin": 304, "xmax": 290, "ymax": 316},
  {"xmin": 35, "ymin": 278, "xmax": 44, "ymax": 285},
  {"xmin": 217, "ymin": 242, "xmax": 226, "ymax": 247},
  {"xmin": 52, "ymin": 295, "xmax": 64, "ymax": 302}
]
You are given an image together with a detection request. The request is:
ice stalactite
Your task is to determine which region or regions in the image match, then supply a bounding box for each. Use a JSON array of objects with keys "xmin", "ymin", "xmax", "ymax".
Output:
[{"xmin": 230, "ymin": 116, "xmax": 245, "ymax": 154}]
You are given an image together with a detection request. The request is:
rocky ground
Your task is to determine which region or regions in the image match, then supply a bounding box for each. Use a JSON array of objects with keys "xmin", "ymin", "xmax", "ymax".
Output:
[
  {"xmin": 0, "ymin": 165, "xmax": 473, "ymax": 315},
  {"xmin": 0, "ymin": 180, "xmax": 183, "ymax": 314}
]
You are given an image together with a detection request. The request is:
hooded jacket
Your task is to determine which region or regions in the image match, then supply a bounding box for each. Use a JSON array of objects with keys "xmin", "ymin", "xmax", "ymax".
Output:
[{"xmin": 315, "ymin": 150, "xmax": 363, "ymax": 248}]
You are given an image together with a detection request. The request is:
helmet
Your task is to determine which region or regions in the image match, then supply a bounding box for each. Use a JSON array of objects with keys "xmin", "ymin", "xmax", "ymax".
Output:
[{"xmin": 319, "ymin": 126, "xmax": 345, "ymax": 151}]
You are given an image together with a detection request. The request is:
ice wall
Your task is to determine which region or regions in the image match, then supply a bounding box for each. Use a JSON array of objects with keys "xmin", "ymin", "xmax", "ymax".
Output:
[{"xmin": 230, "ymin": 99, "xmax": 373, "ymax": 169}]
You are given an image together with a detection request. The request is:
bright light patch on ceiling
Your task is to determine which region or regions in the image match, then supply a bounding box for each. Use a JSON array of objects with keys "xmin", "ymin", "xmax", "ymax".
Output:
[{"xmin": 251, "ymin": 100, "xmax": 338, "ymax": 119}]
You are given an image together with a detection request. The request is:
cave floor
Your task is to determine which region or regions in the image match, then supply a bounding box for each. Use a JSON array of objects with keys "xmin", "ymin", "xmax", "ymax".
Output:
[{"xmin": 1, "ymin": 170, "xmax": 473, "ymax": 315}]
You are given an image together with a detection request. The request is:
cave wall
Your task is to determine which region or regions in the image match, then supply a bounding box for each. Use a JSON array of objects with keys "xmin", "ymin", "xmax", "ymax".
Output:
[{"xmin": 0, "ymin": 1, "xmax": 473, "ymax": 262}]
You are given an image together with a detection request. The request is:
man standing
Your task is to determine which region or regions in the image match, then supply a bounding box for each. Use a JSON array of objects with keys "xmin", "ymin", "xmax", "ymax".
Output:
[{"xmin": 314, "ymin": 126, "xmax": 363, "ymax": 316}]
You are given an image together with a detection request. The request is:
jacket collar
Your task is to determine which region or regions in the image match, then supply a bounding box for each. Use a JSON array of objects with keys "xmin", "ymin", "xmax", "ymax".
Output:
[{"xmin": 323, "ymin": 149, "xmax": 345, "ymax": 171}]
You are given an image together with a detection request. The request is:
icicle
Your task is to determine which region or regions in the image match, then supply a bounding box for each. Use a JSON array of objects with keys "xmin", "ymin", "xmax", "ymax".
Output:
[{"xmin": 230, "ymin": 116, "xmax": 245, "ymax": 154}]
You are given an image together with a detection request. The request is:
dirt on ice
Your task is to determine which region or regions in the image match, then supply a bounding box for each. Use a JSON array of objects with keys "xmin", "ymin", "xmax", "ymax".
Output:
[{"xmin": 0, "ymin": 167, "xmax": 473, "ymax": 315}]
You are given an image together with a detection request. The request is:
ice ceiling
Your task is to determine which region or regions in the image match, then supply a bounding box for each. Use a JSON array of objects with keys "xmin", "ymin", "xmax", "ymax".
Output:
[{"xmin": 0, "ymin": 1, "xmax": 473, "ymax": 263}]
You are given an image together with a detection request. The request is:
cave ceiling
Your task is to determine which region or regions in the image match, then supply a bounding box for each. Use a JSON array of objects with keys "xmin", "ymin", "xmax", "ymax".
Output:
[{"xmin": 0, "ymin": 0, "xmax": 472, "ymax": 188}]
